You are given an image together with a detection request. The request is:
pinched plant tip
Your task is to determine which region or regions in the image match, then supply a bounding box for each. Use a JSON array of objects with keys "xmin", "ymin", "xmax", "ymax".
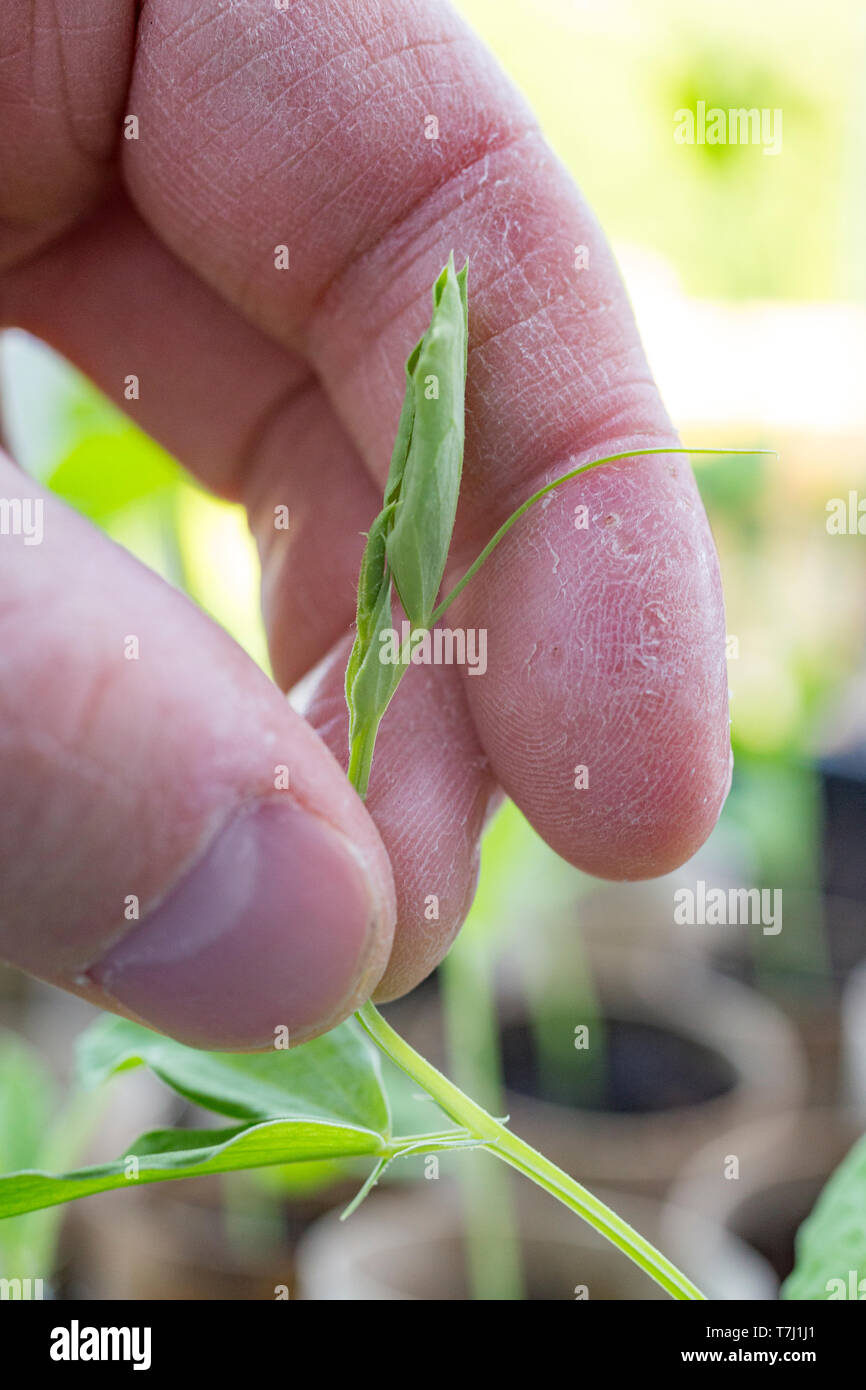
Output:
[
  {"xmin": 385, "ymin": 255, "xmax": 469, "ymax": 627},
  {"xmin": 346, "ymin": 253, "xmax": 468, "ymax": 797}
]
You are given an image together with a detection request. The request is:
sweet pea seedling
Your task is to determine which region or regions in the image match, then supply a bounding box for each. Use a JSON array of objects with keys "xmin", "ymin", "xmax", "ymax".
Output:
[
  {"xmin": 0, "ymin": 257, "xmax": 774, "ymax": 1301},
  {"xmin": 346, "ymin": 254, "xmax": 468, "ymax": 795}
]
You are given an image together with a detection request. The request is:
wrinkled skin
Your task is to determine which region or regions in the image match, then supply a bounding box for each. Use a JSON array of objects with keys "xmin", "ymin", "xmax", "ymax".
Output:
[{"xmin": 0, "ymin": 0, "xmax": 729, "ymax": 1049}]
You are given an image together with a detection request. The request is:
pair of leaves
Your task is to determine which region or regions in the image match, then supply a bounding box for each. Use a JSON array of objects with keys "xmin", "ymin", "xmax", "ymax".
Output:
[
  {"xmin": 0, "ymin": 1016, "xmax": 392, "ymax": 1220},
  {"xmin": 345, "ymin": 254, "xmax": 468, "ymax": 796},
  {"xmin": 76, "ymin": 1013, "xmax": 389, "ymax": 1131}
]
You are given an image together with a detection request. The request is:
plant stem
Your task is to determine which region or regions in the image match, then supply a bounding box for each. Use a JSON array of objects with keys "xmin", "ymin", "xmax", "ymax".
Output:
[
  {"xmin": 355, "ymin": 1000, "xmax": 705, "ymax": 1301},
  {"xmin": 441, "ymin": 941, "xmax": 525, "ymax": 1300},
  {"xmin": 347, "ymin": 724, "xmax": 380, "ymax": 800},
  {"xmin": 431, "ymin": 446, "xmax": 774, "ymax": 624}
]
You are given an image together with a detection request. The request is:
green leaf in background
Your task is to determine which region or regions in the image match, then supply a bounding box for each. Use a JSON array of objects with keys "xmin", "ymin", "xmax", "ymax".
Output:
[
  {"xmin": 47, "ymin": 431, "xmax": 181, "ymax": 524},
  {"xmin": 782, "ymin": 1132, "xmax": 866, "ymax": 1299},
  {"xmin": 0, "ymin": 1032, "xmax": 107, "ymax": 1278},
  {"xmin": 0, "ymin": 1117, "xmax": 388, "ymax": 1221},
  {"xmin": 76, "ymin": 1014, "xmax": 390, "ymax": 1136},
  {"xmin": 0, "ymin": 1031, "xmax": 53, "ymax": 1175},
  {"xmin": 0, "ymin": 1033, "xmax": 56, "ymax": 1275}
]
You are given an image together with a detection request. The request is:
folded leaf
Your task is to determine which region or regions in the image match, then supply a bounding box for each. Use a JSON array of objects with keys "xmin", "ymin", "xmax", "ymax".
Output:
[
  {"xmin": 386, "ymin": 255, "xmax": 468, "ymax": 628},
  {"xmin": 77, "ymin": 1015, "xmax": 390, "ymax": 1136},
  {"xmin": 345, "ymin": 562, "xmax": 405, "ymax": 796}
]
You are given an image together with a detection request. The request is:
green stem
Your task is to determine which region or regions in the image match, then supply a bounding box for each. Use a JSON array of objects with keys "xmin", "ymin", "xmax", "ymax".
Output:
[
  {"xmin": 347, "ymin": 724, "xmax": 379, "ymax": 800},
  {"xmin": 431, "ymin": 446, "xmax": 774, "ymax": 623},
  {"xmin": 355, "ymin": 1001, "xmax": 705, "ymax": 1300},
  {"xmin": 441, "ymin": 941, "xmax": 525, "ymax": 1300}
]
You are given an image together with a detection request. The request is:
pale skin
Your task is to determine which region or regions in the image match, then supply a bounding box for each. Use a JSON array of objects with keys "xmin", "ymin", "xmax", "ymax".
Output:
[{"xmin": 0, "ymin": 0, "xmax": 730, "ymax": 1051}]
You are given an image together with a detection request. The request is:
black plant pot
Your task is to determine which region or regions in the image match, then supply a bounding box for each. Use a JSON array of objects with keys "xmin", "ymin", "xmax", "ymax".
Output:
[
  {"xmin": 497, "ymin": 945, "xmax": 805, "ymax": 1195},
  {"xmin": 819, "ymin": 748, "xmax": 866, "ymax": 987}
]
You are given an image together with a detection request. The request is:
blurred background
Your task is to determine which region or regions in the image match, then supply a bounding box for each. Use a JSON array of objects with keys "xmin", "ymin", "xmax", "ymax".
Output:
[{"xmin": 2, "ymin": 0, "xmax": 866, "ymax": 1299}]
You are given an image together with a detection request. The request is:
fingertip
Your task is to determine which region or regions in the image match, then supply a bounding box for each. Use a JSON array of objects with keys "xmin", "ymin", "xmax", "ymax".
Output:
[{"xmin": 456, "ymin": 450, "xmax": 732, "ymax": 883}]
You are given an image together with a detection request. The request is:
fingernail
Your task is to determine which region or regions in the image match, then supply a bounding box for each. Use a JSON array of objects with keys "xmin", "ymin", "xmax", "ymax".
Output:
[{"xmin": 87, "ymin": 799, "xmax": 390, "ymax": 1050}]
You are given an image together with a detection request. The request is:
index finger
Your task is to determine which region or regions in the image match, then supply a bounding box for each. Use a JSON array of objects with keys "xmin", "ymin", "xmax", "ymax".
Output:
[{"xmin": 122, "ymin": 0, "xmax": 730, "ymax": 877}]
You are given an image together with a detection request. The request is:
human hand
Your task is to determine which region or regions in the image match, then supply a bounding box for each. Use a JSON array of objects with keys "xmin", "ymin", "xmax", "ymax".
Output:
[{"xmin": 0, "ymin": 0, "xmax": 729, "ymax": 1049}]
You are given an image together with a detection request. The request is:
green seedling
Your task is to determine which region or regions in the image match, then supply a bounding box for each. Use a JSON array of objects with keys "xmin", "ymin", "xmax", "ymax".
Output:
[{"xmin": 0, "ymin": 258, "xmax": 775, "ymax": 1301}]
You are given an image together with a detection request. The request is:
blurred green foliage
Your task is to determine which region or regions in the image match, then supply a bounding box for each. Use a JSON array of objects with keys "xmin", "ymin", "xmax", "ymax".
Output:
[{"xmin": 459, "ymin": 0, "xmax": 862, "ymax": 299}]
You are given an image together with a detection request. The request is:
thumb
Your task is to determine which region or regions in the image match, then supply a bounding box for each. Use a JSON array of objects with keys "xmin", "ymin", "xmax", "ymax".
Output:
[{"xmin": 0, "ymin": 452, "xmax": 394, "ymax": 1049}]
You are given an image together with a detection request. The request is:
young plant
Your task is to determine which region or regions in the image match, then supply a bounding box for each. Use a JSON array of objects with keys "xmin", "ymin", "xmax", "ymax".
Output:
[{"xmin": 0, "ymin": 257, "xmax": 771, "ymax": 1300}]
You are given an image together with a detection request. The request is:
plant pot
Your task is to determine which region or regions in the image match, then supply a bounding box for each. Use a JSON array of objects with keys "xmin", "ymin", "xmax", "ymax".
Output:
[
  {"xmin": 498, "ymin": 944, "xmax": 805, "ymax": 1196},
  {"xmin": 295, "ymin": 1179, "xmax": 772, "ymax": 1300},
  {"xmin": 818, "ymin": 746, "xmax": 866, "ymax": 988},
  {"xmin": 664, "ymin": 1107, "xmax": 861, "ymax": 1296}
]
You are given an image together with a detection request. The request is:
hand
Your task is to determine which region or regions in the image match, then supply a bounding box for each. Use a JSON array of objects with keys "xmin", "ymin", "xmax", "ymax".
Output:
[{"xmin": 0, "ymin": 0, "xmax": 729, "ymax": 1049}]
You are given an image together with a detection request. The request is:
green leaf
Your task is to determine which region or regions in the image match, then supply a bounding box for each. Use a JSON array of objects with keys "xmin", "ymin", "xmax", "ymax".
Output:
[
  {"xmin": 782, "ymin": 1131, "xmax": 866, "ymax": 1300},
  {"xmin": 386, "ymin": 255, "xmax": 469, "ymax": 628},
  {"xmin": 382, "ymin": 343, "xmax": 422, "ymax": 507},
  {"xmin": 76, "ymin": 1015, "xmax": 391, "ymax": 1136},
  {"xmin": 0, "ymin": 1118, "xmax": 387, "ymax": 1221},
  {"xmin": 353, "ymin": 507, "xmax": 395, "ymax": 651},
  {"xmin": 0, "ymin": 1019, "xmax": 395, "ymax": 1223}
]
